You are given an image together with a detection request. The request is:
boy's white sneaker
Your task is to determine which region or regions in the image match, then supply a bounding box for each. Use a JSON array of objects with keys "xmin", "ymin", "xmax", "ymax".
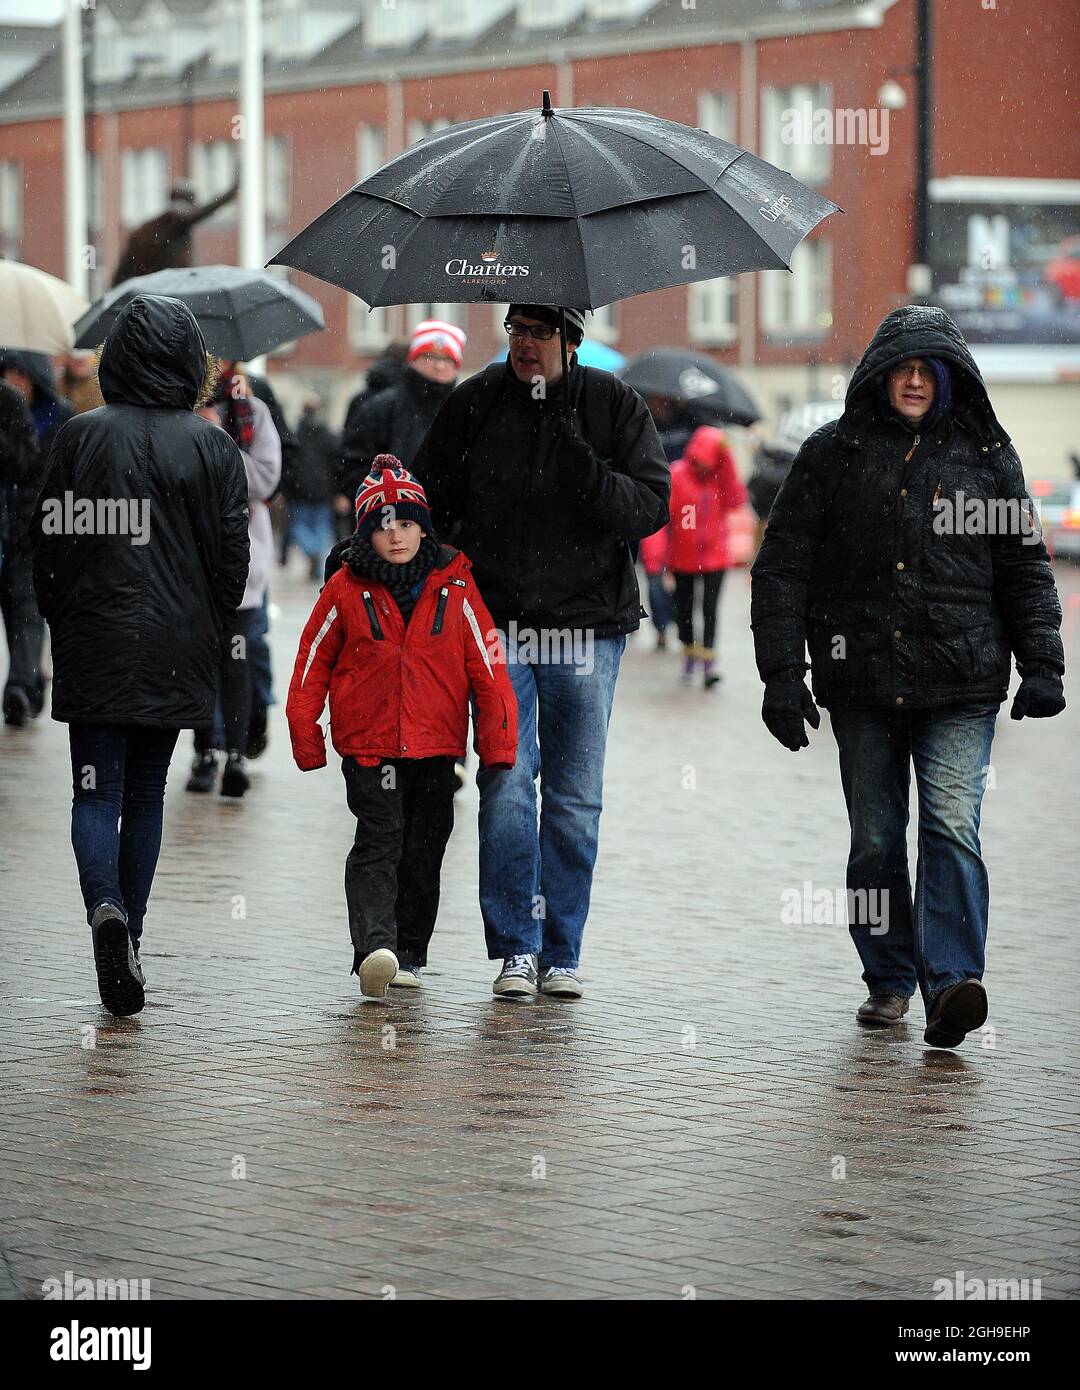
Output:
[
  {"xmin": 358, "ymin": 948, "xmax": 398, "ymax": 998},
  {"xmin": 390, "ymin": 964, "xmax": 422, "ymax": 989},
  {"xmin": 539, "ymin": 966, "xmax": 584, "ymax": 999},
  {"xmin": 493, "ymin": 954, "xmax": 538, "ymax": 998}
]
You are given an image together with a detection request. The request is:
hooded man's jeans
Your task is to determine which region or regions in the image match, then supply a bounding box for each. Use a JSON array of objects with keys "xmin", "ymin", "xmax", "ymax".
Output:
[
  {"xmin": 476, "ymin": 631, "xmax": 625, "ymax": 969},
  {"xmin": 68, "ymin": 724, "xmax": 180, "ymax": 948},
  {"xmin": 830, "ymin": 702, "xmax": 998, "ymax": 1009}
]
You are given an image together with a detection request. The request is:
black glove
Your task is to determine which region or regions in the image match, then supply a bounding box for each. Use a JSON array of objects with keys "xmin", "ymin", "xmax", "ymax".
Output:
[
  {"xmin": 762, "ymin": 674, "xmax": 821, "ymax": 751},
  {"xmin": 1010, "ymin": 670, "xmax": 1065, "ymax": 720},
  {"xmin": 556, "ymin": 414, "xmax": 603, "ymax": 502}
]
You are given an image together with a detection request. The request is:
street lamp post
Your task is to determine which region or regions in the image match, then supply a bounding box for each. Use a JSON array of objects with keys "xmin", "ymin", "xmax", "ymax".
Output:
[
  {"xmin": 62, "ymin": 0, "xmax": 89, "ymax": 298},
  {"xmin": 240, "ymin": 0, "xmax": 266, "ymax": 373}
]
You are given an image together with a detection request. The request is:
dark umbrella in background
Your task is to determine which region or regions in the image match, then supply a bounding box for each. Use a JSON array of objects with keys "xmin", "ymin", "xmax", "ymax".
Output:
[
  {"xmin": 73, "ymin": 265, "xmax": 325, "ymax": 359},
  {"xmin": 617, "ymin": 347, "xmax": 762, "ymax": 427},
  {"xmin": 270, "ymin": 92, "xmax": 841, "ymax": 421}
]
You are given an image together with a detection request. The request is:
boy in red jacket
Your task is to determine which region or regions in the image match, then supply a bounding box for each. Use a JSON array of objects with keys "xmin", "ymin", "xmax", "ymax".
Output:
[{"xmin": 286, "ymin": 456, "xmax": 517, "ymax": 998}]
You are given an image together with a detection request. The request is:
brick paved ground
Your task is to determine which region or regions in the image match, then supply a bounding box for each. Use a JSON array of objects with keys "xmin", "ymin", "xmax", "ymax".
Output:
[{"xmin": 2, "ymin": 560, "xmax": 1078, "ymax": 1301}]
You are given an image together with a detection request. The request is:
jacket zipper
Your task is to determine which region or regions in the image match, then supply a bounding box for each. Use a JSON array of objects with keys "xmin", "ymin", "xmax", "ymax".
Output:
[
  {"xmin": 431, "ymin": 587, "xmax": 449, "ymax": 635},
  {"xmin": 361, "ymin": 590, "xmax": 384, "ymax": 640},
  {"xmin": 903, "ymin": 432, "xmax": 921, "ymax": 463}
]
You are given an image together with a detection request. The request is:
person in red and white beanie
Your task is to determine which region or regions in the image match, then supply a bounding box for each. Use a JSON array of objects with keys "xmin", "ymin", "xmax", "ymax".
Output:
[
  {"xmin": 408, "ymin": 319, "xmax": 466, "ymax": 378},
  {"xmin": 337, "ymin": 319, "xmax": 468, "ymax": 504}
]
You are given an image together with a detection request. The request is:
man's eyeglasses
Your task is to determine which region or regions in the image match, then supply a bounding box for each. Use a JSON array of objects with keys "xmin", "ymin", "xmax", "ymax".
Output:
[{"xmin": 504, "ymin": 320, "xmax": 559, "ymax": 342}]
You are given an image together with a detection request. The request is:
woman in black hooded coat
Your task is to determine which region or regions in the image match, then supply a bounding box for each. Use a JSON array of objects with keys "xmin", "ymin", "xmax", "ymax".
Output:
[{"xmin": 30, "ymin": 294, "xmax": 249, "ymax": 1017}]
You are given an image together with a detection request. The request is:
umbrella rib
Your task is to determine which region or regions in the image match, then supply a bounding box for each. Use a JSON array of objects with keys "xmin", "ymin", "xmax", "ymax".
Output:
[{"xmin": 557, "ymin": 111, "xmax": 739, "ymax": 207}]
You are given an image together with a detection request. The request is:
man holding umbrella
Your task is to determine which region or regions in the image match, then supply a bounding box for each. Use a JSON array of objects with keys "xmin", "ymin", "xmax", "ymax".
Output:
[{"xmin": 413, "ymin": 304, "xmax": 669, "ymax": 998}]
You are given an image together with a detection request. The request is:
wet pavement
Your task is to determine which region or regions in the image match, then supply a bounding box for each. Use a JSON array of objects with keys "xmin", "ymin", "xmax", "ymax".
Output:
[{"xmin": 2, "ymin": 560, "xmax": 1079, "ymax": 1300}]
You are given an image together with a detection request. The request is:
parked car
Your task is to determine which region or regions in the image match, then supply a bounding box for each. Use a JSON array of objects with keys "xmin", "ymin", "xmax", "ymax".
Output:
[
  {"xmin": 1031, "ymin": 476, "xmax": 1080, "ymax": 561},
  {"xmin": 1044, "ymin": 236, "xmax": 1080, "ymax": 304}
]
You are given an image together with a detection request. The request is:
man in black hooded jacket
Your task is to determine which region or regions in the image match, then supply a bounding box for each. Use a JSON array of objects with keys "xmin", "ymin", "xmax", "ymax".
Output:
[{"xmin": 752, "ymin": 305, "xmax": 1064, "ymax": 1048}]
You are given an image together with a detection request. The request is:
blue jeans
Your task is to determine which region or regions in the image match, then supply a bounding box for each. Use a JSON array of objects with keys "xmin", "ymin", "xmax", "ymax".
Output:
[
  {"xmin": 69, "ymin": 724, "xmax": 180, "ymax": 949},
  {"xmin": 646, "ymin": 573, "xmax": 672, "ymax": 635},
  {"xmin": 476, "ymin": 631, "xmax": 626, "ymax": 969},
  {"xmin": 286, "ymin": 500, "xmax": 334, "ymax": 562},
  {"xmin": 830, "ymin": 703, "xmax": 998, "ymax": 1009}
]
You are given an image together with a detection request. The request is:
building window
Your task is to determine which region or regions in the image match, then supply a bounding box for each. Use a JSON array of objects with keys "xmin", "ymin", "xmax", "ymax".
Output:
[
  {"xmin": 519, "ymin": 0, "xmax": 583, "ymax": 28},
  {"xmin": 698, "ymin": 89, "xmax": 735, "ymax": 143},
  {"xmin": 1, "ymin": 160, "xmax": 22, "ymax": 260},
  {"xmin": 190, "ymin": 140, "xmax": 237, "ymax": 223},
  {"xmin": 585, "ymin": 305, "xmax": 618, "ymax": 344},
  {"xmin": 406, "ymin": 303, "xmax": 463, "ymax": 333},
  {"xmin": 585, "ymin": 0, "xmax": 655, "ymax": 24},
  {"xmin": 688, "ymin": 277, "xmax": 738, "ymax": 346},
  {"xmin": 356, "ymin": 124, "xmax": 386, "ymax": 183},
  {"xmin": 349, "ymin": 297, "xmax": 391, "ymax": 353},
  {"xmin": 406, "ymin": 117, "xmax": 452, "ymax": 147},
  {"xmin": 121, "ymin": 147, "xmax": 169, "ymax": 228},
  {"xmin": 266, "ymin": 135, "xmax": 290, "ymax": 224},
  {"xmin": 761, "ymin": 82, "xmax": 832, "ymax": 185},
  {"xmin": 367, "ymin": 0, "xmax": 429, "ymax": 49},
  {"xmin": 351, "ymin": 125, "xmax": 389, "ymax": 349},
  {"xmin": 760, "ymin": 237, "xmax": 832, "ymax": 339}
]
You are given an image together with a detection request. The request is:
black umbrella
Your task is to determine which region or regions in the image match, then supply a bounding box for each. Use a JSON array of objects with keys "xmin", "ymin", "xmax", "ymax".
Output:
[
  {"xmin": 617, "ymin": 348, "xmax": 762, "ymax": 427},
  {"xmin": 271, "ymin": 92, "xmax": 840, "ymax": 419},
  {"xmin": 73, "ymin": 265, "xmax": 325, "ymax": 359}
]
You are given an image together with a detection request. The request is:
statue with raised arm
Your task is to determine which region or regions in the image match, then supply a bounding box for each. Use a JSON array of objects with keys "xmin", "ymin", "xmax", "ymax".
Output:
[{"xmin": 112, "ymin": 177, "xmax": 240, "ymax": 287}]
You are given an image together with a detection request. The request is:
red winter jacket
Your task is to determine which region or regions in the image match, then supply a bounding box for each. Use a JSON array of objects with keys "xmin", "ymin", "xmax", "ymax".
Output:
[
  {"xmin": 645, "ymin": 426, "xmax": 748, "ymax": 574},
  {"xmin": 286, "ymin": 546, "xmax": 518, "ymax": 772}
]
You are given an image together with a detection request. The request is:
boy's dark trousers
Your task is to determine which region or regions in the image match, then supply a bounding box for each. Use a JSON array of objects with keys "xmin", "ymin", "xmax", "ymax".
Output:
[{"xmin": 341, "ymin": 755, "xmax": 457, "ymax": 973}]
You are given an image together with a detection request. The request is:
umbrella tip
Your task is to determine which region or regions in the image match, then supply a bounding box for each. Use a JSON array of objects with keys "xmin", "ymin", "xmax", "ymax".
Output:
[{"xmin": 541, "ymin": 89, "xmax": 554, "ymax": 116}]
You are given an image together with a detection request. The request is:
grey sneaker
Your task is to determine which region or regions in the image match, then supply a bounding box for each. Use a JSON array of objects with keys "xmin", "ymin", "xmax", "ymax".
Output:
[
  {"xmin": 493, "ymin": 954, "xmax": 538, "ymax": 998},
  {"xmin": 389, "ymin": 963, "xmax": 422, "ymax": 989},
  {"xmin": 539, "ymin": 966, "xmax": 584, "ymax": 999},
  {"xmin": 358, "ymin": 948, "xmax": 398, "ymax": 998},
  {"xmin": 90, "ymin": 902, "xmax": 145, "ymax": 1016}
]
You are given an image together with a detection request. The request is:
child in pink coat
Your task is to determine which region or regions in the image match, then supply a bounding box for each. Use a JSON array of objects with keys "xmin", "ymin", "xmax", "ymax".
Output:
[{"xmin": 643, "ymin": 426, "xmax": 747, "ymax": 687}]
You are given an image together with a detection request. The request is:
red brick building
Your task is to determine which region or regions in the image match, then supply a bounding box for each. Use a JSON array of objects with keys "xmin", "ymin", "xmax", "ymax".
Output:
[{"xmin": 1, "ymin": 0, "xmax": 1077, "ymax": 461}]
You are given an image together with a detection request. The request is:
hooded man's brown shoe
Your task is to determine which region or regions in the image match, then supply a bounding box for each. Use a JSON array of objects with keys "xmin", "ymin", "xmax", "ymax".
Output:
[
  {"xmin": 924, "ymin": 979, "xmax": 988, "ymax": 1049},
  {"xmin": 856, "ymin": 994, "xmax": 911, "ymax": 1027}
]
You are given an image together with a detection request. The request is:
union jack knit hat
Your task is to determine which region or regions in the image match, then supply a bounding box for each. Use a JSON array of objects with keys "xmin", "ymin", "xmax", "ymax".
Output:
[
  {"xmin": 353, "ymin": 454, "xmax": 433, "ymax": 539},
  {"xmin": 408, "ymin": 318, "xmax": 466, "ymax": 367}
]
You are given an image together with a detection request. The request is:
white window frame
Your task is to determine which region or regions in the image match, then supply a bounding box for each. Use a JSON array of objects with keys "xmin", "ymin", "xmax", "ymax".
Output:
[
  {"xmin": 688, "ymin": 277, "xmax": 738, "ymax": 347},
  {"xmin": 367, "ymin": 0, "xmax": 429, "ymax": 49},
  {"xmin": 760, "ymin": 237, "xmax": 832, "ymax": 339},
  {"xmin": 761, "ymin": 82, "xmax": 832, "ymax": 185},
  {"xmin": 121, "ymin": 147, "xmax": 169, "ymax": 229},
  {"xmin": 687, "ymin": 87, "xmax": 739, "ymax": 345},
  {"xmin": 351, "ymin": 124, "xmax": 390, "ymax": 350},
  {"xmin": 0, "ymin": 160, "xmax": 22, "ymax": 260},
  {"xmin": 585, "ymin": 0, "xmax": 654, "ymax": 22},
  {"xmin": 266, "ymin": 134, "xmax": 291, "ymax": 225},
  {"xmin": 406, "ymin": 303, "xmax": 464, "ymax": 333},
  {"xmin": 406, "ymin": 117, "xmax": 452, "ymax": 148},
  {"xmin": 519, "ymin": 0, "xmax": 584, "ymax": 28},
  {"xmin": 349, "ymin": 297, "xmax": 391, "ymax": 354},
  {"xmin": 190, "ymin": 140, "xmax": 238, "ymax": 224}
]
